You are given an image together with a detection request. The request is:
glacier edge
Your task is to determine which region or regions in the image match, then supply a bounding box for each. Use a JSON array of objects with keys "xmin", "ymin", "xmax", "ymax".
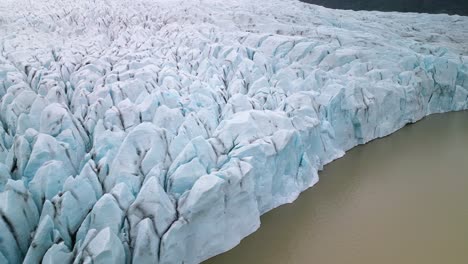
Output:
[{"xmin": 0, "ymin": 0, "xmax": 467, "ymax": 263}]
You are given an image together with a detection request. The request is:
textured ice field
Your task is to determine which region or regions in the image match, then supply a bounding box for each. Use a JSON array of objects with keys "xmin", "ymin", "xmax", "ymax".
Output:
[{"xmin": 0, "ymin": 0, "xmax": 467, "ymax": 263}]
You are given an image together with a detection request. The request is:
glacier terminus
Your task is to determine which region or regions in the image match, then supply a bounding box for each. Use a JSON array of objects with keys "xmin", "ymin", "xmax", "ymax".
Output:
[{"xmin": 0, "ymin": 0, "xmax": 467, "ymax": 263}]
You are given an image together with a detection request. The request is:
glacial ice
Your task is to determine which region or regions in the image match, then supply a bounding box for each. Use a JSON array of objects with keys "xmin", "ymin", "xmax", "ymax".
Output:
[{"xmin": 0, "ymin": 0, "xmax": 467, "ymax": 263}]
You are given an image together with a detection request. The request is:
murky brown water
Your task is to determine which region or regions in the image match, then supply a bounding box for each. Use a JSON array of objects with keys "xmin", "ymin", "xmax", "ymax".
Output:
[{"xmin": 205, "ymin": 111, "xmax": 468, "ymax": 264}]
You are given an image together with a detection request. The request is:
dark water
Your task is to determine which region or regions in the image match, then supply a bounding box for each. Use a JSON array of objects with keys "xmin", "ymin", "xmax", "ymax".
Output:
[
  {"xmin": 301, "ymin": 0, "xmax": 468, "ymax": 16},
  {"xmin": 205, "ymin": 111, "xmax": 468, "ymax": 264}
]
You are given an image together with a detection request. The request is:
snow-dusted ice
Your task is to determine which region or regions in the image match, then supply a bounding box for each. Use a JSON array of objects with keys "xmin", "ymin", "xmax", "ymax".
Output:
[{"xmin": 0, "ymin": 0, "xmax": 467, "ymax": 263}]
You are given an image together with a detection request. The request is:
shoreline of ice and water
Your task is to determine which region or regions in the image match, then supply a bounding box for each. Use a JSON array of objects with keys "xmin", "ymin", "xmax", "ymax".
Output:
[{"xmin": 0, "ymin": 0, "xmax": 467, "ymax": 263}]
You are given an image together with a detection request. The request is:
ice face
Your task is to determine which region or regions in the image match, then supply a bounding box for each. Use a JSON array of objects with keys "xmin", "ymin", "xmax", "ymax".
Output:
[{"xmin": 0, "ymin": 0, "xmax": 467, "ymax": 263}]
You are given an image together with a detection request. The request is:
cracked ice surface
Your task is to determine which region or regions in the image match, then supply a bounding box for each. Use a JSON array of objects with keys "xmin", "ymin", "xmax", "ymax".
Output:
[{"xmin": 0, "ymin": 0, "xmax": 467, "ymax": 263}]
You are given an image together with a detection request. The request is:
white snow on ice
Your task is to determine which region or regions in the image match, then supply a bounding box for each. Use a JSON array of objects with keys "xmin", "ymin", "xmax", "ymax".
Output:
[{"xmin": 0, "ymin": 0, "xmax": 467, "ymax": 263}]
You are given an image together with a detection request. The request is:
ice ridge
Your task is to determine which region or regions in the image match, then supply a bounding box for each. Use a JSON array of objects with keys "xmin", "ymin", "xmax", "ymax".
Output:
[{"xmin": 0, "ymin": 0, "xmax": 467, "ymax": 263}]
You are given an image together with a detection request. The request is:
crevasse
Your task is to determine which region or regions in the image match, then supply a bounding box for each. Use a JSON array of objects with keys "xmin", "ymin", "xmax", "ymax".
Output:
[{"xmin": 0, "ymin": 0, "xmax": 467, "ymax": 263}]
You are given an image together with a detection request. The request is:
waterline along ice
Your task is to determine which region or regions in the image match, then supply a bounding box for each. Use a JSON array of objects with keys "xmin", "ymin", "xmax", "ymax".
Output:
[{"xmin": 0, "ymin": 0, "xmax": 467, "ymax": 263}]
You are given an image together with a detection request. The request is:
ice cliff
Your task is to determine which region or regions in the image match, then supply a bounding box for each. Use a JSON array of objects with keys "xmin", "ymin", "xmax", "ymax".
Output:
[{"xmin": 0, "ymin": 0, "xmax": 467, "ymax": 263}]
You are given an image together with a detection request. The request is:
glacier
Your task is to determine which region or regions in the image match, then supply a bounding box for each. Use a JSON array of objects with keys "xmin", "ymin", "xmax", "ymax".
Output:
[{"xmin": 0, "ymin": 0, "xmax": 467, "ymax": 263}]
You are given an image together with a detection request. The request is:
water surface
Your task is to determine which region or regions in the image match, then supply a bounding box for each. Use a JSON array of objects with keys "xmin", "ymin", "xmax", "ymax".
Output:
[
  {"xmin": 300, "ymin": 0, "xmax": 468, "ymax": 16},
  {"xmin": 205, "ymin": 111, "xmax": 468, "ymax": 264}
]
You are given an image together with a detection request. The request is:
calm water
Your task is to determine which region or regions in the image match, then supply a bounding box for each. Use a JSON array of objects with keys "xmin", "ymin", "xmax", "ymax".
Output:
[
  {"xmin": 300, "ymin": 0, "xmax": 468, "ymax": 16},
  {"xmin": 205, "ymin": 111, "xmax": 468, "ymax": 264}
]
